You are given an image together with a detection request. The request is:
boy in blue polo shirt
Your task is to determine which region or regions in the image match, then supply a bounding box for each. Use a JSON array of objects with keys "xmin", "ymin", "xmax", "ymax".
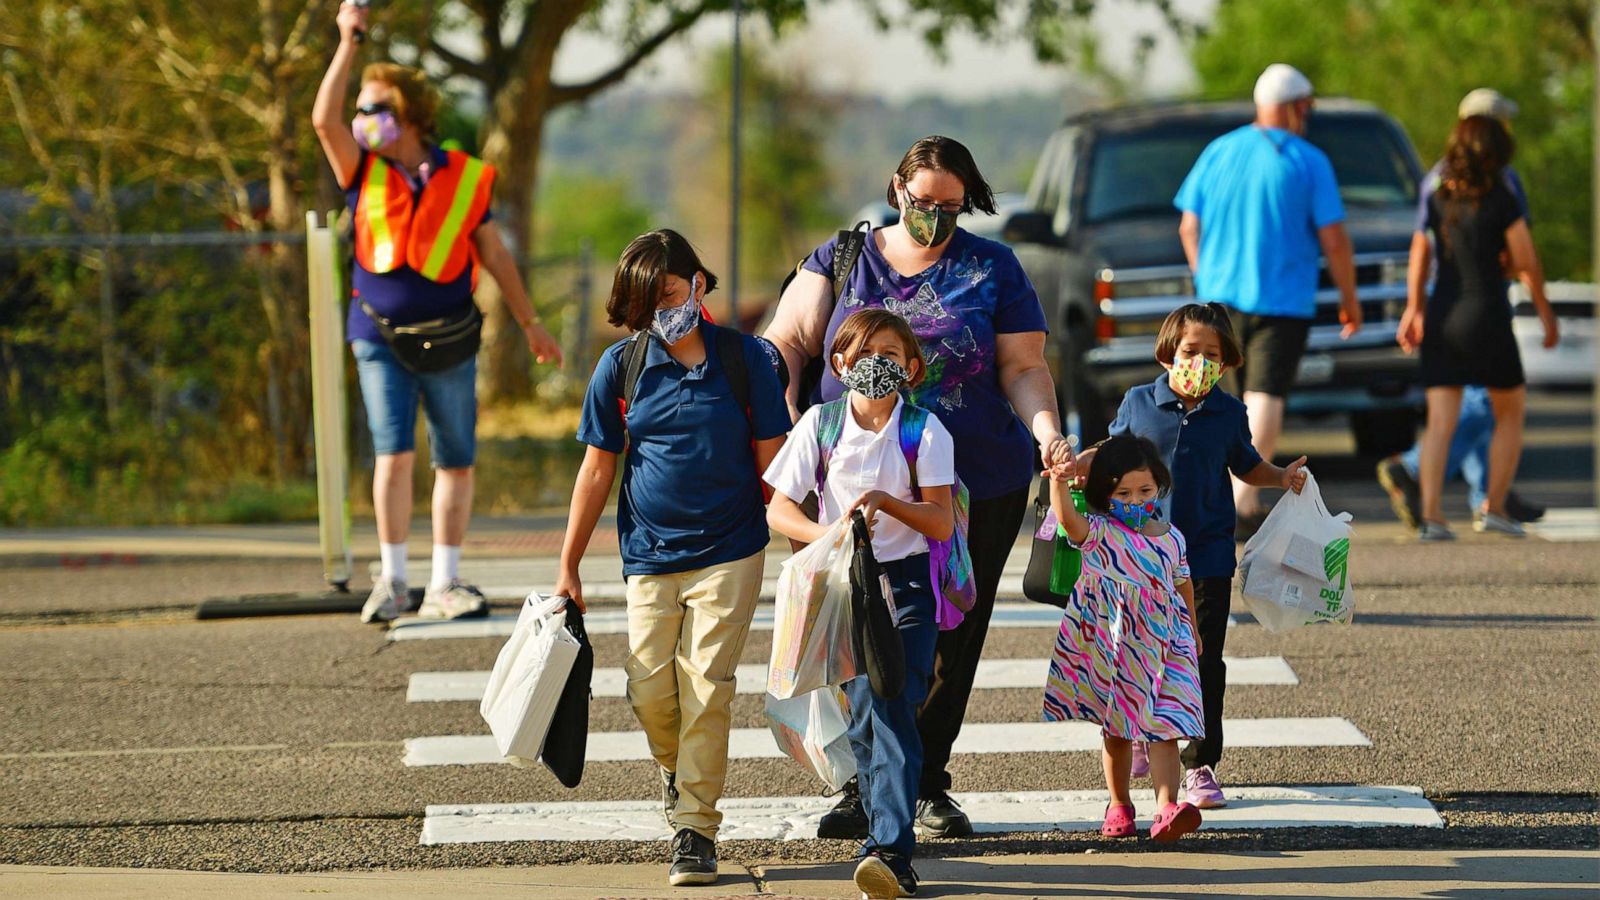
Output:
[
  {"xmin": 1089, "ymin": 303, "xmax": 1308, "ymax": 809},
  {"xmin": 554, "ymin": 230, "xmax": 790, "ymax": 887}
]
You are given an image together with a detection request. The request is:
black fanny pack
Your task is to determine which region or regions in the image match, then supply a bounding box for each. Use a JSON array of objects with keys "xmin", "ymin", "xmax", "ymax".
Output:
[{"xmin": 360, "ymin": 299, "xmax": 483, "ymax": 374}]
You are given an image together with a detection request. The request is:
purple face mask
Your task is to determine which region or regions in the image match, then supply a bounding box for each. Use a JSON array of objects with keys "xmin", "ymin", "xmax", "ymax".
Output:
[{"xmin": 353, "ymin": 111, "xmax": 401, "ymax": 151}]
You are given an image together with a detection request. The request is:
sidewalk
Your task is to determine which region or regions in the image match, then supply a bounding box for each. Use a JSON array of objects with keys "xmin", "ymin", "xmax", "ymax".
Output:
[{"xmin": 3, "ymin": 850, "xmax": 1595, "ymax": 898}]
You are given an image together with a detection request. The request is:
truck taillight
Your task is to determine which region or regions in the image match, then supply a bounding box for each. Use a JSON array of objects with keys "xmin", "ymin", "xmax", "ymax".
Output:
[
  {"xmin": 1095, "ymin": 316, "xmax": 1117, "ymax": 341},
  {"xmin": 1094, "ymin": 277, "xmax": 1115, "ymax": 305}
]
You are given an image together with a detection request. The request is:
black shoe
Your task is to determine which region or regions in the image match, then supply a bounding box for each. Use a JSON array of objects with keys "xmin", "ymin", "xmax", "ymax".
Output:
[
  {"xmin": 668, "ymin": 827, "xmax": 717, "ymax": 886},
  {"xmin": 1375, "ymin": 456, "xmax": 1422, "ymax": 530},
  {"xmin": 660, "ymin": 768, "xmax": 677, "ymax": 827},
  {"xmin": 854, "ymin": 851, "xmax": 919, "ymax": 898},
  {"xmin": 1506, "ymin": 490, "xmax": 1546, "ymax": 524},
  {"xmin": 818, "ymin": 777, "xmax": 869, "ymax": 840},
  {"xmin": 915, "ymin": 792, "xmax": 973, "ymax": 838}
]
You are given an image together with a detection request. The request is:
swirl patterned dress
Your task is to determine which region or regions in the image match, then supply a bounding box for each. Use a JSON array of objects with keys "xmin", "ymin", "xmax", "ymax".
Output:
[{"xmin": 1042, "ymin": 514, "xmax": 1204, "ymax": 741}]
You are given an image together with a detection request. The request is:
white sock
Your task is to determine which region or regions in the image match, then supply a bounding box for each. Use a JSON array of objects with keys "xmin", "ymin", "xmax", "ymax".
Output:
[
  {"xmin": 379, "ymin": 543, "xmax": 408, "ymax": 584},
  {"xmin": 430, "ymin": 545, "xmax": 462, "ymax": 591}
]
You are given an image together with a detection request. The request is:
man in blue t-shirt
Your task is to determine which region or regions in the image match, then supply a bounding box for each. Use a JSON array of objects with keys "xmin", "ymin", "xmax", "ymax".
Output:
[
  {"xmin": 1375, "ymin": 88, "xmax": 1547, "ymax": 530},
  {"xmin": 1174, "ymin": 63, "xmax": 1363, "ymax": 521}
]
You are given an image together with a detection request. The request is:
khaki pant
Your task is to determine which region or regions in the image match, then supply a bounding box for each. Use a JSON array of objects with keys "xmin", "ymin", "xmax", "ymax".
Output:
[{"xmin": 624, "ymin": 549, "xmax": 764, "ymax": 839}]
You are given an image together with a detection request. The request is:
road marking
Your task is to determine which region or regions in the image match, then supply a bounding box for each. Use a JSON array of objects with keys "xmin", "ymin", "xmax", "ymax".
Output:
[
  {"xmin": 403, "ymin": 717, "xmax": 1368, "ymax": 767},
  {"xmin": 388, "ymin": 602, "xmax": 1237, "ymax": 642},
  {"xmin": 1531, "ymin": 507, "xmax": 1600, "ymax": 542},
  {"xmin": 0, "ymin": 743, "xmax": 292, "ymax": 761},
  {"xmin": 406, "ymin": 656, "xmax": 1298, "ymax": 703},
  {"xmin": 419, "ymin": 785, "xmax": 1439, "ymax": 844}
]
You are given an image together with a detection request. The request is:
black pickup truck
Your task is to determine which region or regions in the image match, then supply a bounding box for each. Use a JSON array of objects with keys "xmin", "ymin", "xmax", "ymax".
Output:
[{"xmin": 1003, "ymin": 99, "xmax": 1425, "ymax": 456}]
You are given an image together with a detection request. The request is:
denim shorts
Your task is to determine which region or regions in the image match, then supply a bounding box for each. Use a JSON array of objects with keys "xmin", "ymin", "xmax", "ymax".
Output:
[{"xmin": 351, "ymin": 339, "xmax": 477, "ymax": 468}]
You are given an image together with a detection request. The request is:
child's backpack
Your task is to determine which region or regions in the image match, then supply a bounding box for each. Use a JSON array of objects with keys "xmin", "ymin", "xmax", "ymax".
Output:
[
  {"xmin": 814, "ymin": 397, "xmax": 976, "ymax": 630},
  {"xmin": 614, "ymin": 321, "xmax": 788, "ymax": 503}
]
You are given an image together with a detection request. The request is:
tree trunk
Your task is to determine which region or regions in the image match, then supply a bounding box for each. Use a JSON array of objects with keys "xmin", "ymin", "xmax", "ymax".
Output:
[{"xmin": 474, "ymin": 3, "xmax": 585, "ymax": 406}]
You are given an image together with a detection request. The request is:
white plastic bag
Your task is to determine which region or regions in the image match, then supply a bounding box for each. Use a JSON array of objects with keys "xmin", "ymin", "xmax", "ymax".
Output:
[
  {"xmin": 768, "ymin": 518, "xmax": 859, "ymax": 699},
  {"xmin": 1238, "ymin": 472, "xmax": 1355, "ymax": 632},
  {"xmin": 479, "ymin": 593, "xmax": 581, "ymax": 763},
  {"xmin": 764, "ymin": 686, "xmax": 856, "ymax": 792}
]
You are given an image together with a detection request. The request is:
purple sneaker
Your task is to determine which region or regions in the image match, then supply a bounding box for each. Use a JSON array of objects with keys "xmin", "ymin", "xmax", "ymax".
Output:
[
  {"xmin": 1130, "ymin": 741, "xmax": 1150, "ymax": 778},
  {"xmin": 1184, "ymin": 766, "xmax": 1227, "ymax": 809}
]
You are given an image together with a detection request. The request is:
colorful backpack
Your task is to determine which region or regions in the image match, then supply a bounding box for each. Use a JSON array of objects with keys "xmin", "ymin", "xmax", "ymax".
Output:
[{"xmin": 814, "ymin": 398, "xmax": 976, "ymax": 630}]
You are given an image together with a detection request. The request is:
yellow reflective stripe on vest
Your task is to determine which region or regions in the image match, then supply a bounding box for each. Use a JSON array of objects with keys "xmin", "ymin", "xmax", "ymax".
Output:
[
  {"xmin": 365, "ymin": 158, "xmax": 397, "ymax": 271},
  {"xmin": 418, "ymin": 156, "xmax": 486, "ymax": 281}
]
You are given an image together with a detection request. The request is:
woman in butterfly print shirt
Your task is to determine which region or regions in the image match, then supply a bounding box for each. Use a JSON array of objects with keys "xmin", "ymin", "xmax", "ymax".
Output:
[{"xmin": 765, "ymin": 135, "xmax": 1068, "ymax": 838}]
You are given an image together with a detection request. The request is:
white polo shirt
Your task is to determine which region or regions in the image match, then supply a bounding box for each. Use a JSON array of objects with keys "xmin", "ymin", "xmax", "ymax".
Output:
[{"xmin": 764, "ymin": 396, "xmax": 956, "ymax": 562}]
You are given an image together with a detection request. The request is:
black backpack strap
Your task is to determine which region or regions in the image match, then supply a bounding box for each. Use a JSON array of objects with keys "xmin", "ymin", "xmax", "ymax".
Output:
[
  {"xmin": 619, "ymin": 331, "xmax": 651, "ymax": 414},
  {"xmin": 831, "ymin": 220, "xmax": 872, "ymax": 301},
  {"xmin": 716, "ymin": 326, "xmax": 751, "ymax": 414}
]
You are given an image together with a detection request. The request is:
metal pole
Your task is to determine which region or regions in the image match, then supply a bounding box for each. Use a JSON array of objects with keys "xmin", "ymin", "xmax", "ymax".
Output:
[
  {"xmin": 306, "ymin": 210, "xmax": 353, "ymax": 591},
  {"xmin": 576, "ymin": 238, "xmax": 595, "ymax": 376},
  {"xmin": 729, "ymin": 0, "xmax": 743, "ymax": 331}
]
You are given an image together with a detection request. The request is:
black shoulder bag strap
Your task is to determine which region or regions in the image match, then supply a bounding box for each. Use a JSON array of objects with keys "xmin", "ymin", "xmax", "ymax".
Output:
[
  {"xmin": 716, "ymin": 327, "xmax": 751, "ymax": 413},
  {"xmin": 831, "ymin": 220, "xmax": 872, "ymax": 302}
]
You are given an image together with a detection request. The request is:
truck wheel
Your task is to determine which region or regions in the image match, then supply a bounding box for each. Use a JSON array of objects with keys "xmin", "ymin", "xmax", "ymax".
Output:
[{"xmin": 1350, "ymin": 408, "xmax": 1421, "ymax": 458}]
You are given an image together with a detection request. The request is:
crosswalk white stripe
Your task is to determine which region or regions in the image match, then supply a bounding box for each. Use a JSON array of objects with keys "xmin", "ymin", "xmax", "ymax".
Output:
[
  {"xmin": 402, "ymin": 717, "xmax": 1369, "ymax": 767},
  {"xmin": 406, "ymin": 655, "xmax": 1298, "ymax": 703},
  {"xmin": 418, "ymin": 785, "xmax": 1440, "ymax": 844},
  {"xmin": 1530, "ymin": 507, "xmax": 1600, "ymax": 542},
  {"xmin": 388, "ymin": 602, "xmax": 1237, "ymax": 642}
]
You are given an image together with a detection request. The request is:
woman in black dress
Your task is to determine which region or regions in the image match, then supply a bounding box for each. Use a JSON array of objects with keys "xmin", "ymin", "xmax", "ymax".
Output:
[{"xmin": 1398, "ymin": 115, "xmax": 1559, "ymax": 541}]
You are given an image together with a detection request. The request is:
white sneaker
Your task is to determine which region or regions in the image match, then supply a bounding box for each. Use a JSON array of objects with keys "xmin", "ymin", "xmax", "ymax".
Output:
[
  {"xmin": 1474, "ymin": 511, "xmax": 1526, "ymax": 537},
  {"xmin": 360, "ymin": 579, "xmax": 408, "ymax": 624},
  {"xmin": 418, "ymin": 580, "xmax": 488, "ymax": 620}
]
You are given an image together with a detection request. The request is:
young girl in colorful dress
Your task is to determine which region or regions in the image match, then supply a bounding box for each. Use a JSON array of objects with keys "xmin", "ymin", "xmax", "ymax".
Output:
[{"xmin": 1043, "ymin": 435, "xmax": 1204, "ymax": 842}]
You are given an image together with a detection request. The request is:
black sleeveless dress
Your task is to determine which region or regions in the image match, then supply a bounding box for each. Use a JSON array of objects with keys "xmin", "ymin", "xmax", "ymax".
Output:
[{"xmin": 1420, "ymin": 181, "xmax": 1525, "ymax": 388}]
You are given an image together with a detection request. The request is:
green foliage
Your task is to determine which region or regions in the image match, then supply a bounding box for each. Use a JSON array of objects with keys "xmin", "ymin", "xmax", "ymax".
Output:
[
  {"xmin": 1192, "ymin": 0, "xmax": 1593, "ymax": 278},
  {"xmin": 535, "ymin": 170, "xmax": 652, "ymax": 264}
]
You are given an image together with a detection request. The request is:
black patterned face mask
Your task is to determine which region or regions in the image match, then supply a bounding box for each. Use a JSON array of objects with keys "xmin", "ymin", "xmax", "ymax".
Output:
[{"xmin": 838, "ymin": 354, "xmax": 909, "ymax": 400}]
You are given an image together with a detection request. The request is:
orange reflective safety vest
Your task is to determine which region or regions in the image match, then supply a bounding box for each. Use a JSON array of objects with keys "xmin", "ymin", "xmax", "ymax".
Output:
[{"xmin": 353, "ymin": 149, "xmax": 495, "ymax": 283}]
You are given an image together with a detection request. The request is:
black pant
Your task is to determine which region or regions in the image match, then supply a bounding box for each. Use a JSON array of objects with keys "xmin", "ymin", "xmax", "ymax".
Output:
[
  {"xmin": 916, "ymin": 485, "xmax": 1029, "ymax": 797},
  {"xmin": 1180, "ymin": 575, "xmax": 1233, "ymax": 771}
]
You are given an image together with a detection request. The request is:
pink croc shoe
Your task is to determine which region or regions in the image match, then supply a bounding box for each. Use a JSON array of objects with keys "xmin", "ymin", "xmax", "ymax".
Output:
[
  {"xmin": 1130, "ymin": 741, "xmax": 1150, "ymax": 778},
  {"xmin": 1150, "ymin": 801, "xmax": 1201, "ymax": 843},
  {"xmin": 1101, "ymin": 803, "xmax": 1137, "ymax": 838}
]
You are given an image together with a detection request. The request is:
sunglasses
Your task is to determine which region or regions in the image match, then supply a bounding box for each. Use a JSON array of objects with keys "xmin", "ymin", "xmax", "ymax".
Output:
[{"xmin": 355, "ymin": 102, "xmax": 394, "ymax": 116}]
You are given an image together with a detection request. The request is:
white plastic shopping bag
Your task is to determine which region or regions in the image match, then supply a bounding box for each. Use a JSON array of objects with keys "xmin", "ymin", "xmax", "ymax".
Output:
[
  {"xmin": 768, "ymin": 518, "xmax": 859, "ymax": 699},
  {"xmin": 763, "ymin": 686, "xmax": 856, "ymax": 792},
  {"xmin": 1238, "ymin": 472, "xmax": 1355, "ymax": 632},
  {"xmin": 479, "ymin": 592, "xmax": 582, "ymax": 763}
]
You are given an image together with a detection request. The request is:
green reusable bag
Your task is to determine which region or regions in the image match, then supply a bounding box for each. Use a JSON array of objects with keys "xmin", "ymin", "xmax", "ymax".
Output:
[{"xmin": 1049, "ymin": 489, "xmax": 1089, "ymax": 596}]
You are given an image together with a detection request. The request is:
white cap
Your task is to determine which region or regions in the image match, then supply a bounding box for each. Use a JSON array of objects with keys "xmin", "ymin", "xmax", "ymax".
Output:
[
  {"xmin": 1458, "ymin": 88, "xmax": 1518, "ymax": 122},
  {"xmin": 1253, "ymin": 63, "xmax": 1314, "ymax": 106}
]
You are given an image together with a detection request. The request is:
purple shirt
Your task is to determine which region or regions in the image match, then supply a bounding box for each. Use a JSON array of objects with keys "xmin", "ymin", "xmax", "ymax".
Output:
[
  {"xmin": 803, "ymin": 227, "xmax": 1048, "ymax": 501},
  {"xmin": 343, "ymin": 147, "xmax": 493, "ymax": 344}
]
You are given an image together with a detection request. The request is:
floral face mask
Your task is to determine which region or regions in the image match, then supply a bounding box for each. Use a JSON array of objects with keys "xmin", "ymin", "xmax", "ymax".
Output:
[
  {"xmin": 838, "ymin": 354, "xmax": 909, "ymax": 400},
  {"xmin": 1107, "ymin": 497, "xmax": 1158, "ymax": 531},
  {"xmin": 1170, "ymin": 355, "xmax": 1225, "ymax": 398},
  {"xmin": 651, "ymin": 274, "xmax": 701, "ymax": 345}
]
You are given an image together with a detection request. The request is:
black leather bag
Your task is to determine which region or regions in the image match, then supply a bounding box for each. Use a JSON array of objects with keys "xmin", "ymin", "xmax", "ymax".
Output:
[
  {"xmin": 359, "ymin": 299, "xmax": 483, "ymax": 374},
  {"xmin": 539, "ymin": 605, "xmax": 593, "ymax": 788},
  {"xmin": 850, "ymin": 511, "xmax": 905, "ymax": 700},
  {"xmin": 1022, "ymin": 475, "xmax": 1071, "ymax": 608}
]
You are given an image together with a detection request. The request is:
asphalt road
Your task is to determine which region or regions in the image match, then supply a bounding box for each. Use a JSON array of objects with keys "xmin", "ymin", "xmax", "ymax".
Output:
[{"xmin": 0, "ymin": 394, "xmax": 1596, "ymax": 874}]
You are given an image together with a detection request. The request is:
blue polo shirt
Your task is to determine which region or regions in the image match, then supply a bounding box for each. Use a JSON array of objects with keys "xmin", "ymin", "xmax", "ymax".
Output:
[
  {"xmin": 1110, "ymin": 374, "xmax": 1263, "ymax": 579},
  {"xmin": 578, "ymin": 321, "xmax": 791, "ymax": 576},
  {"xmin": 343, "ymin": 146, "xmax": 493, "ymax": 345},
  {"xmin": 1173, "ymin": 125, "xmax": 1345, "ymax": 319}
]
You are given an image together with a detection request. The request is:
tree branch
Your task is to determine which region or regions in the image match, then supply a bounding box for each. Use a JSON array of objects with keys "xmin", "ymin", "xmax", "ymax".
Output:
[
  {"xmin": 428, "ymin": 40, "xmax": 490, "ymax": 82},
  {"xmin": 549, "ymin": 0, "xmax": 713, "ymax": 107}
]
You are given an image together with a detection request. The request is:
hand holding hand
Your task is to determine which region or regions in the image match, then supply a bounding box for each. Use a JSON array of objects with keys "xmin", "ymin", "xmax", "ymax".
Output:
[
  {"xmin": 1040, "ymin": 433, "xmax": 1074, "ymax": 470},
  {"xmin": 1282, "ymin": 456, "xmax": 1309, "ymax": 493},
  {"xmin": 1042, "ymin": 453, "xmax": 1077, "ymax": 483}
]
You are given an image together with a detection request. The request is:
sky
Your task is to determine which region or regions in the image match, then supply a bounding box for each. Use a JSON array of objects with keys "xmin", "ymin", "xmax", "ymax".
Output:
[{"xmin": 550, "ymin": 0, "xmax": 1219, "ymax": 102}]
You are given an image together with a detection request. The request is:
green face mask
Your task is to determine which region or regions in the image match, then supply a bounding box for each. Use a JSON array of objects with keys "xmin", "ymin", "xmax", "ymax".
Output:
[{"xmin": 901, "ymin": 195, "xmax": 959, "ymax": 248}]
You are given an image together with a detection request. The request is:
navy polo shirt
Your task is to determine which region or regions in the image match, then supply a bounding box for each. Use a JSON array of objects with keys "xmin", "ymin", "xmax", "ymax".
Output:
[
  {"xmin": 578, "ymin": 321, "xmax": 791, "ymax": 576},
  {"xmin": 1110, "ymin": 374, "xmax": 1262, "ymax": 579}
]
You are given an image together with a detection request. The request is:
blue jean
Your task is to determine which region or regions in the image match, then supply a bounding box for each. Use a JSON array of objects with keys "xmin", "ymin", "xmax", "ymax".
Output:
[
  {"xmin": 844, "ymin": 553, "xmax": 939, "ymax": 860},
  {"xmin": 1401, "ymin": 385, "xmax": 1492, "ymax": 511},
  {"xmin": 351, "ymin": 339, "xmax": 478, "ymax": 468}
]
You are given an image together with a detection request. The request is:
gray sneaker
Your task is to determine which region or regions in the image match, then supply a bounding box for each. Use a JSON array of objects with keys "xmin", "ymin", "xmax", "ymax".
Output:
[
  {"xmin": 417, "ymin": 580, "xmax": 488, "ymax": 620},
  {"xmin": 1418, "ymin": 521, "xmax": 1457, "ymax": 543},
  {"xmin": 361, "ymin": 578, "xmax": 408, "ymax": 624},
  {"xmin": 1474, "ymin": 511, "xmax": 1526, "ymax": 537}
]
